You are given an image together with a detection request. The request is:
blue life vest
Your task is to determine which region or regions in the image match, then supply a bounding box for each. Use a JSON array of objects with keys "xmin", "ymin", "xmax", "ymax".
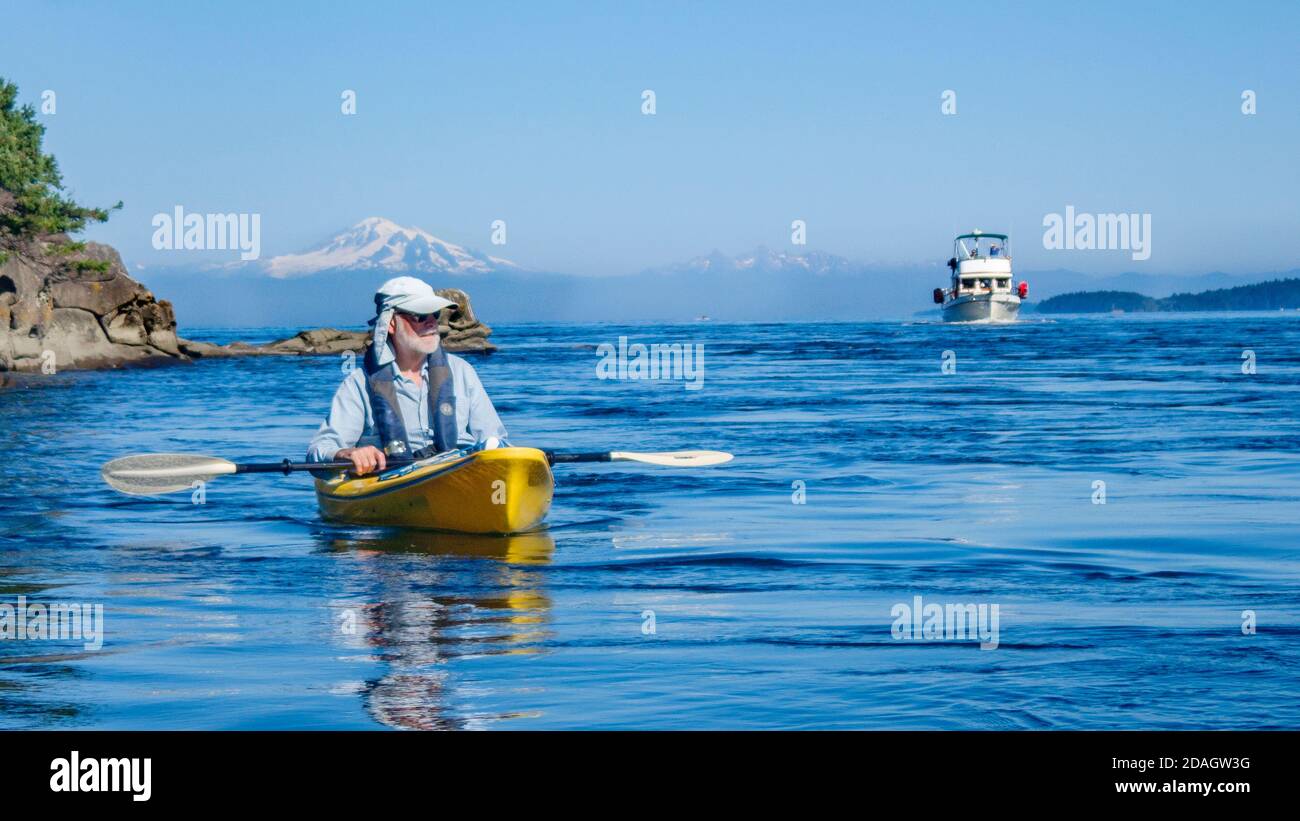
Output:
[{"xmin": 362, "ymin": 343, "xmax": 457, "ymax": 458}]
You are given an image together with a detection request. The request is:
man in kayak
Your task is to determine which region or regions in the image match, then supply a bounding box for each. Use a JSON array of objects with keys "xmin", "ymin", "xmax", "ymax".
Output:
[{"xmin": 307, "ymin": 276, "xmax": 508, "ymax": 475}]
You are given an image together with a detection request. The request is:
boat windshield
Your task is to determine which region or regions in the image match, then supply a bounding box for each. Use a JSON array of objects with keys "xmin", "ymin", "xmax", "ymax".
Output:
[{"xmin": 955, "ymin": 233, "xmax": 1010, "ymax": 260}]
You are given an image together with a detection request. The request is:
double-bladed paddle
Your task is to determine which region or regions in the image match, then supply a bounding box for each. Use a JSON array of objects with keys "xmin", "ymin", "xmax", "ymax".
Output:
[{"xmin": 100, "ymin": 449, "xmax": 734, "ymax": 496}]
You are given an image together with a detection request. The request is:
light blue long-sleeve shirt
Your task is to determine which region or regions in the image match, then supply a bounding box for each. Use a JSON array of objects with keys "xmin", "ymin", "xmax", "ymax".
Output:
[{"xmin": 306, "ymin": 354, "xmax": 507, "ymax": 462}]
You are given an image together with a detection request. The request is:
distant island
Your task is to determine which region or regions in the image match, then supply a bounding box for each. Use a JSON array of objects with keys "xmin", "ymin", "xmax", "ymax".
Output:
[{"xmin": 1036, "ymin": 278, "xmax": 1300, "ymax": 314}]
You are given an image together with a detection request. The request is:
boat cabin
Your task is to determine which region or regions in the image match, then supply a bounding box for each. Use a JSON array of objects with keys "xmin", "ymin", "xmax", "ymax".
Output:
[{"xmin": 948, "ymin": 232, "xmax": 1012, "ymax": 294}]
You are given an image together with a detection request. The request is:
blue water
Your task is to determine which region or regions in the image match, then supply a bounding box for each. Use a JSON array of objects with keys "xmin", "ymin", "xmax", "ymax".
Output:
[{"xmin": 2, "ymin": 314, "xmax": 1299, "ymax": 729}]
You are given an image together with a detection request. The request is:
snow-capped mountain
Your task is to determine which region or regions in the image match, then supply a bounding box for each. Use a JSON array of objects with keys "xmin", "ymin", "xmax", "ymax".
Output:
[{"xmin": 264, "ymin": 217, "xmax": 519, "ymax": 278}]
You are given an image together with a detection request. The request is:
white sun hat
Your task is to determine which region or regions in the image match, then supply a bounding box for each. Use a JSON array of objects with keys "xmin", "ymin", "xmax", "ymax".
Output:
[{"xmin": 373, "ymin": 276, "xmax": 457, "ymax": 316}]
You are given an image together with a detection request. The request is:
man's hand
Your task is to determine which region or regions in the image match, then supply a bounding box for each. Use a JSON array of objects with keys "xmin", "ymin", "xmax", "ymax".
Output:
[{"xmin": 336, "ymin": 446, "xmax": 387, "ymax": 475}]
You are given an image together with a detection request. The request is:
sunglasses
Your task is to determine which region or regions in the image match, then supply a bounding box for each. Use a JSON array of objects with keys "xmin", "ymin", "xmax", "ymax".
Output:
[{"xmin": 397, "ymin": 309, "xmax": 440, "ymax": 324}]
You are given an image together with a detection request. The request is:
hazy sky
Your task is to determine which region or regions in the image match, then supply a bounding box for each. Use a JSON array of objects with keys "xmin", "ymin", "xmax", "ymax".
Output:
[{"xmin": 5, "ymin": 1, "xmax": 1298, "ymax": 276}]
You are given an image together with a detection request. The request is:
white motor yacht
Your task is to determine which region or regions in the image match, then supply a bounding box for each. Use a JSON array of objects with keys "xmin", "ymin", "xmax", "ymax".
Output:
[{"xmin": 933, "ymin": 231, "xmax": 1027, "ymax": 322}]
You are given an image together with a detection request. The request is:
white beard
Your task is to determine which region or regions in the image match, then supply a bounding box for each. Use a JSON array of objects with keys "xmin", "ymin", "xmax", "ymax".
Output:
[{"xmin": 392, "ymin": 316, "xmax": 441, "ymax": 357}]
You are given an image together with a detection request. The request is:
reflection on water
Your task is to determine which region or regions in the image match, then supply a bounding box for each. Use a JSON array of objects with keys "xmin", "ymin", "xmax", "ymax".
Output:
[
  {"xmin": 323, "ymin": 529, "xmax": 555, "ymax": 730},
  {"xmin": 331, "ymin": 529, "xmax": 556, "ymax": 565}
]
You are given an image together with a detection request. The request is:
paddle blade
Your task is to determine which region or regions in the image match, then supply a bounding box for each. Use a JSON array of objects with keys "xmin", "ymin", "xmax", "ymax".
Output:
[
  {"xmin": 101, "ymin": 453, "xmax": 237, "ymax": 496},
  {"xmin": 609, "ymin": 450, "xmax": 734, "ymax": 467}
]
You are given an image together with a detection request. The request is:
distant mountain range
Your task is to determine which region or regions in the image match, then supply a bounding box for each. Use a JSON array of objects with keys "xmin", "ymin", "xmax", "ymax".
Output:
[
  {"xmin": 1036, "ymin": 278, "xmax": 1300, "ymax": 313},
  {"xmin": 135, "ymin": 219, "xmax": 1300, "ymax": 327},
  {"xmin": 649, "ymin": 247, "xmax": 873, "ymax": 278}
]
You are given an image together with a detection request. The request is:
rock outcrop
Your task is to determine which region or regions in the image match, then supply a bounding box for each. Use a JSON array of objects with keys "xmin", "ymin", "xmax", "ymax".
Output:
[
  {"xmin": 177, "ymin": 287, "xmax": 496, "ymax": 359},
  {"xmin": 435, "ymin": 287, "xmax": 496, "ymax": 353},
  {"xmin": 0, "ymin": 237, "xmax": 184, "ymax": 372},
  {"xmin": 177, "ymin": 329, "xmax": 368, "ymax": 359}
]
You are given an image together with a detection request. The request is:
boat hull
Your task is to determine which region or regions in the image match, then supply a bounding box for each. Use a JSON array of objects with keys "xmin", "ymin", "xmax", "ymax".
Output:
[
  {"xmin": 942, "ymin": 293, "xmax": 1021, "ymax": 323},
  {"xmin": 315, "ymin": 447, "xmax": 554, "ymax": 534}
]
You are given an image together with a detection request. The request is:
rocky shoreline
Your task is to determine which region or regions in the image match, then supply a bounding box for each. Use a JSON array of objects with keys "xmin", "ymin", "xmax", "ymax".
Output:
[
  {"xmin": 1, "ymin": 238, "xmax": 184, "ymax": 372},
  {"xmin": 177, "ymin": 288, "xmax": 496, "ymax": 359},
  {"xmin": 0, "ymin": 237, "xmax": 496, "ymax": 380}
]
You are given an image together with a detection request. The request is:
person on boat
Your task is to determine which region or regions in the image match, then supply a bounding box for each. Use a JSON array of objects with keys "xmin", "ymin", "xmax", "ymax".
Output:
[{"xmin": 307, "ymin": 276, "xmax": 508, "ymax": 475}]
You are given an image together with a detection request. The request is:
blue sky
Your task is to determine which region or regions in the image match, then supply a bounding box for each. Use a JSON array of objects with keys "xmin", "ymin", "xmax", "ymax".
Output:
[{"xmin": 4, "ymin": 0, "xmax": 1298, "ymax": 276}]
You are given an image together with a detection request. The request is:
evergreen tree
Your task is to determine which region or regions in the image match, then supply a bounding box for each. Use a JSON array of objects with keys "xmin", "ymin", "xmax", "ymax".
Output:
[{"xmin": 0, "ymin": 77, "xmax": 120, "ymax": 252}]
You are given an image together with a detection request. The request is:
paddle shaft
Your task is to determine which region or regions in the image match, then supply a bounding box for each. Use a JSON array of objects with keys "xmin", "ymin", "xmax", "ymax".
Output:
[
  {"xmin": 544, "ymin": 452, "xmax": 611, "ymax": 464},
  {"xmin": 234, "ymin": 458, "xmax": 413, "ymax": 475},
  {"xmin": 229, "ymin": 453, "xmax": 609, "ymax": 474}
]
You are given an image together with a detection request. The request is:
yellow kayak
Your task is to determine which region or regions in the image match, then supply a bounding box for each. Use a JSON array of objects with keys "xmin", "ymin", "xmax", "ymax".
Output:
[{"xmin": 315, "ymin": 447, "xmax": 554, "ymax": 534}]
